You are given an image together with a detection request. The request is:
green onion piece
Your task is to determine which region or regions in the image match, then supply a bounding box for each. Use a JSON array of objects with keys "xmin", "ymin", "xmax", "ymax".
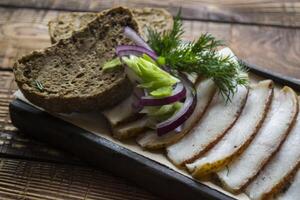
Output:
[
  {"xmin": 103, "ymin": 57, "xmax": 122, "ymax": 71},
  {"xmin": 150, "ymin": 86, "xmax": 173, "ymax": 97}
]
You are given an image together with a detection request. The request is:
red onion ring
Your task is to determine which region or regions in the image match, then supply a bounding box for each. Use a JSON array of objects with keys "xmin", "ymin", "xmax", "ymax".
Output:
[
  {"xmin": 116, "ymin": 45, "xmax": 157, "ymax": 60},
  {"xmin": 124, "ymin": 26, "xmax": 152, "ymax": 50},
  {"xmin": 156, "ymin": 75, "xmax": 197, "ymax": 136},
  {"xmin": 135, "ymin": 82, "xmax": 186, "ymax": 107}
]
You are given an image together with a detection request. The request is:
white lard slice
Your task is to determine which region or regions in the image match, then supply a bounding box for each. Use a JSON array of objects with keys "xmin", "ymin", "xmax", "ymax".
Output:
[
  {"xmin": 246, "ymin": 97, "xmax": 300, "ymax": 200},
  {"xmin": 112, "ymin": 117, "xmax": 149, "ymax": 140},
  {"xmin": 102, "ymin": 95, "xmax": 136, "ymax": 126},
  {"xmin": 276, "ymin": 170, "xmax": 300, "ymax": 200},
  {"xmin": 186, "ymin": 80, "xmax": 274, "ymax": 177},
  {"xmin": 167, "ymin": 85, "xmax": 248, "ymax": 166},
  {"xmin": 217, "ymin": 87, "xmax": 298, "ymax": 193}
]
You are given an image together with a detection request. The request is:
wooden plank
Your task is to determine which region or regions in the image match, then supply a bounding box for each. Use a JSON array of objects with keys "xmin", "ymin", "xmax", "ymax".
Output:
[
  {"xmin": 0, "ymin": 158, "xmax": 160, "ymax": 200},
  {"xmin": 185, "ymin": 21, "xmax": 300, "ymax": 80},
  {"xmin": 0, "ymin": 0, "xmax": 300, "ymax": 27},
  {"xmin": 0, "ymin": 89, "xmax": 15, "ymax": 132},
  {"xmin": 0, "ymin": 7, "xmax": 65, "ymax": 69},
  {"xmin": 229, "ymin": 25, "xmax": 300, "ymax": 79},
  {"xmin": 0, "ymin": 71, "xmax": 16, "ymax": 132},
  {"xmin": 1, "ymin": 7, "xmax": 299, "ymax": 78}
]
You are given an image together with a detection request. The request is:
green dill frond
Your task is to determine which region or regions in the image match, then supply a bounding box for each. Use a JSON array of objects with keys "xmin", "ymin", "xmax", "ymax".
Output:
[
  {"xmin": 191, "ymin": 33, "xmax": 224, "ymax": 53},
  {"xmin": 147, "ymin": 10, "xmax": 183, "ymax": 56},
  {"xmin": 147, "ymin": 10, "xmax": 249, "ymax": 101},
  {"xmin": 34, "ymin": 80, "xmax": 44, "ymax": 92}
]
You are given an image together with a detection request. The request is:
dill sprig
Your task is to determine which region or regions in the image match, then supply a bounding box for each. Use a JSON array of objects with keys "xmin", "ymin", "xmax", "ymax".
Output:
[
  {"xmin": 34, "ymin": 80, "xmax": 44, "ymax": 92},
  {"xmin": 147, "ymin": 12, "xmax": 248, "ymax": 101},
  {"xmin": 148, "ymin": 11, "xmax": 184, "ymax": 57}
]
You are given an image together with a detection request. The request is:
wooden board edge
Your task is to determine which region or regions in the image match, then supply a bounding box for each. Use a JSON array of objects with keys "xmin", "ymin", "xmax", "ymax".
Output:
[{"xmin": 245, "ymin": 61, "xmax": 300, "ymax": 91}]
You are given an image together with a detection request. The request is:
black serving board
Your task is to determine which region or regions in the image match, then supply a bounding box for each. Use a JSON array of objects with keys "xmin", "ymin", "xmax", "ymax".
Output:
[{"xmin": 9, "ymin": 63, "xmax": 300, "ymax": 200}]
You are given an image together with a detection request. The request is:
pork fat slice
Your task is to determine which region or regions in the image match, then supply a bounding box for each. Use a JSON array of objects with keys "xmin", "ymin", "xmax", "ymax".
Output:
[
  {"xmin": 217, "ymin": 87, "xmax": 298, "ymax": 193},
  {"xmin": 186, "ymin": 80, "xmax": 273, "ymax": 177},
  {"xmin": 167, "ymin": 85, "xmax": 248, "ymax": 166},
  {"xmin": 103, "ymin": 95, "xmax": 135, "ymax": 126},
  {"xmin": 276, "ymin": 170, "xmax": 300, "ymax": 200},
  {"xmin": 112, "ymin": 117, "xmax": 148, "ymax": 140},
  {"xmin": 246, "ymin": 97, "xmax": 300, "ymax": 200}
]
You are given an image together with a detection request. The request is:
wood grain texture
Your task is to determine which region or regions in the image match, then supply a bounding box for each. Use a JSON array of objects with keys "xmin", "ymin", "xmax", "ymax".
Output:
[
  {"xmin": 0, "ymin": 71, "xmax": 16, "ymax": 131},
  {"xmin": 0, "ymin": 158, "xmax": 160, "ymax": 200},
  {"xmin": 1, "ymin": 7, "xmax": 300, "ymax": 78},
  {"xmin": 0, "ymin": 0, "xmax": 300, "ymax": 27},
  {"xmin": 0, "ymin": 7, "xmax": 63, "ymax": 69},
  {"xmin": 184, "ymin": 21, "xmax": 300, "ymax": 79},
  {"xmin": 0, "ymin": 89, "xmax": 15, "ymax": 132}
]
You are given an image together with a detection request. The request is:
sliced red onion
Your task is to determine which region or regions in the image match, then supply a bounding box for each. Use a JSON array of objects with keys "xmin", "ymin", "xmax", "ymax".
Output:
[
  {"xmin": 116, "ymin": 45, "xmax": 157, "ymax": 60},
  {"xmin": 135, "ymin": 82, "xmax": 186, "ymax": 107},
  {"xmin": 156, "ymin": 75, "xmax": 197, "ymax": 136},
  {"xmin": 124, "ymin": 26, "xmax": 152, "ymax": 50}
]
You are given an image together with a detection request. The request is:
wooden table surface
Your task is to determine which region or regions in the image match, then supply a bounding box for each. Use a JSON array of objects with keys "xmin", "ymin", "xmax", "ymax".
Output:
[{"xmin": 0, "ymin": 0, "xmax": 299, "ymax": 199}]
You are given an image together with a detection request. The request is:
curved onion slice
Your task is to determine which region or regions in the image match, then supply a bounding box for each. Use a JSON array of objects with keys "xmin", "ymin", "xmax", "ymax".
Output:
[
  {"xmin": 116, "ymin": 45, "xmax": 157, "ymax": 60},
  {"xmin": 124, "ymin": 26, "xmax": 152, "ymax": 50},
  {"xmin": 135, "ymin": 83, "xmax": 186, "ymax": 107},
  {"xmin": 156, "ymin": 75, "xmax": 197, "ymax": 136}
]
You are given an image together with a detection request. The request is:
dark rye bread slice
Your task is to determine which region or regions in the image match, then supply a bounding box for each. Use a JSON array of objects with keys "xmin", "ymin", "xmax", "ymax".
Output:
[
  {"xmin": 48, "ymin": 7, "xmax": 173, "ymax": 44},
  {"xmin": 13, "ymin": 7, "xmax": 139, "ymax": 113}
]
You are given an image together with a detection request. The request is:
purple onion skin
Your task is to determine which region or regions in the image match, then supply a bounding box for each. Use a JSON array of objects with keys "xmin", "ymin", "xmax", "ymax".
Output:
[
  {"xmin": 139, "ymin": 83, "xmax": 186, "ymax": 106},
  {"xmin": 116, "ymin": 45, "xmax": 157, "ymax": 60},
  {"xmin": 156, "ymin": 93, "xmax": 197, "ymax": 136},
  {"xmin": 124, "ymin": 26, "xmax": 152, "ymax": 50},
  {"xmin": 156, "ymin": 75, "xmax": 197, "ymax": 136}
]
